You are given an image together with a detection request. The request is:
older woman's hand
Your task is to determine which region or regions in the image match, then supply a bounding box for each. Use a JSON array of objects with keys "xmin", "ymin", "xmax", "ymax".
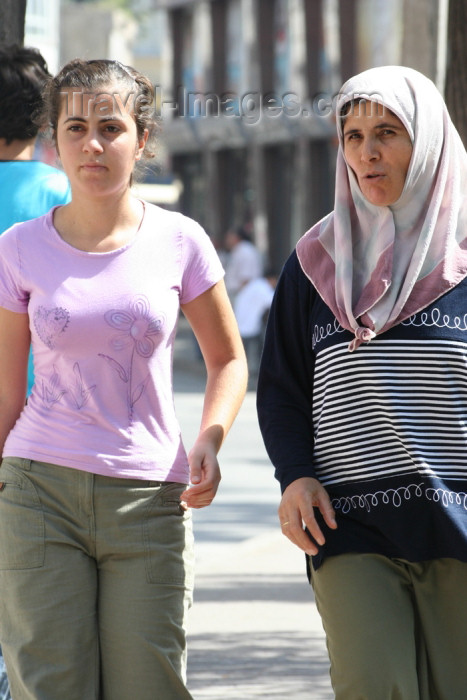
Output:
[{"xmin": 278, "ymin": 477, "xmax": 337, "ymax": 555}]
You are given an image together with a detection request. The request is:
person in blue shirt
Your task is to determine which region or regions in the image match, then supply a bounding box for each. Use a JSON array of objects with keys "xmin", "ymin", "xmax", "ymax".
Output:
[
  {"xmin": 0, "ymin": 44, "xmax": 71, "ymax": 232},
  {"xmin": 0, "ymin": 43, "xmax": 71, "ymax": 700},
  {"xmin": 0, "ymin": 44, "xmax": 71, "ymax": 401}
]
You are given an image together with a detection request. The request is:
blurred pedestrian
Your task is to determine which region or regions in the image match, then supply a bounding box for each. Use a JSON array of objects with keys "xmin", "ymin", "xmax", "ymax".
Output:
[
  {"xmin": 224, "ymin": 225, "xmax": 263, "ymax": 298},
  {"xmin": 234, "ymin": 269, "xmax": 277, "ymax": 379},
  {"xmin": 0, "ymin": 43, "xmax": 71, "ymax": 700},
  {"xmin": 0, "ymin": 57, "xmax": 247, "ymax": 700},
  {"xmin": 0, "ymin": 44, "xmax": 70, "ymax": 233},
  {"xmin": 258, "ymin": 65, "xmax": 467, "ymax": 699}
]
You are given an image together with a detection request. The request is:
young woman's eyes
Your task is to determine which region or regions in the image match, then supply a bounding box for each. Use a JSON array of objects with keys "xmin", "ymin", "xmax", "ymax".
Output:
[{"xmin": 66, "ymin": 123, "xmax": 121, "ymax": 134}]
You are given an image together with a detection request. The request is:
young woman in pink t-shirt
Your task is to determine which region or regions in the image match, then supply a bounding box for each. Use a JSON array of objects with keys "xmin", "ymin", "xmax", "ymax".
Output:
[{"xmin": 0, "ymin": 58, "xmax": 247, "ymax": 700}]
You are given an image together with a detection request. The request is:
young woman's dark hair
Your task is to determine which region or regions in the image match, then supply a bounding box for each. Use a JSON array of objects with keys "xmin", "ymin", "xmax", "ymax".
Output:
[
  {"xmin": 40, "ymin": 58, "xmax": 157, "ymax": 160},
  {"xmin": 0, "ymin": 44, "xmax": 51, "ymax": 143}
]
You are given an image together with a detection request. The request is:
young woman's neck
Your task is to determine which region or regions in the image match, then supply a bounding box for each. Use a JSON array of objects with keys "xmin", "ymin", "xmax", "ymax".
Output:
[{"xmin": 54, "ymin": 190, "xmax": 144, "ymax": 253}]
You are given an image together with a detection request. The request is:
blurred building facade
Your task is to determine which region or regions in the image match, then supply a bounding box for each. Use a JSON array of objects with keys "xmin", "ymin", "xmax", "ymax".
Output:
[
  {"xmin": 153, "ymin": 0, "xmax": 402, "ymax": 270},
  {"xmin": 60, "ymin": 3, "xmax": 138, "ymax": 66},
  {"xmin": 57, "ymin": 0, "xmax": 405, "ymax": 270},
  {"xmin": 25, "ymin": 0, "xmax": 61, "ymax": 71}
]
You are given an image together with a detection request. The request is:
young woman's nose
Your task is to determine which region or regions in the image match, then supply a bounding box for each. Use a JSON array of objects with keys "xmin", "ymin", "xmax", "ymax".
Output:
[{"xmin": 83, "ymin": 131, "xmax": 104, "ymax": 154}]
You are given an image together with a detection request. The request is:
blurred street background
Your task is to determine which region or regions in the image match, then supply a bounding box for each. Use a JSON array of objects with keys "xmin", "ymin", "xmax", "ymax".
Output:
[
  {"xmin": 2, "ymin": 0, "xmax": 465, "ymax": 283},
  {"xmin": 173, "ymin": 320, "xmax": 333, "ymax": 700}
]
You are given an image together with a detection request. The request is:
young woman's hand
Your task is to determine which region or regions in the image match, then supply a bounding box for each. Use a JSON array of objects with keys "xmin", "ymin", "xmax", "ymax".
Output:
[{"xmin": 181, "ymin": 439, "xmax": 222, "ymax": 509}]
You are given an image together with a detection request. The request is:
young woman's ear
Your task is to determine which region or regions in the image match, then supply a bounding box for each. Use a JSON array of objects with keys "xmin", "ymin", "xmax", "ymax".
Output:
[{"xmin": 135, "ymin": 129, "xmax": 149, "ymax": 161}]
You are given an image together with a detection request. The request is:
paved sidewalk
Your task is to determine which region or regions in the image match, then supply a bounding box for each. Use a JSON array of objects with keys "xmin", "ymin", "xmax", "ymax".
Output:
[
  {"xmin": 173, "ymin": 328, "xmax": 333, "ymax": 699},
  {"xmin": 187, "ymin": 531, "xmax": 333, "ymax": 700}
]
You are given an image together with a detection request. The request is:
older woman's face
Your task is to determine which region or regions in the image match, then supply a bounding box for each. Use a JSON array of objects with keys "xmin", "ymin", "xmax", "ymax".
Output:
[{"xmin": 342, "ymin": 101, "xmax": 413, "ymax": 207}]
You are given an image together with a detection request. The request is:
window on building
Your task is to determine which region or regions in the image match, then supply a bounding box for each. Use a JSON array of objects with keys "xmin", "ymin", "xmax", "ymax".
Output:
[
  {"xmin": 226, "ymin": 0, "xmax": 242, "ymax": 95},
  {"xmin": 273, "ymin": 0, "xmax": 290, "ymax": 96},
  {"xmin": 171, "ymin": 9, "xmax": 184, "ymax": 118},
  {"xmin": 171, "ymin": 6, "xmax": 209, "ymax": 118},
  {"xmin": 181, "ymin": 9, "xmax": 196, "ymax": 98},
  {"xmin": 212, "ymin": 0, "xmax": 243, "ymax": 117}
]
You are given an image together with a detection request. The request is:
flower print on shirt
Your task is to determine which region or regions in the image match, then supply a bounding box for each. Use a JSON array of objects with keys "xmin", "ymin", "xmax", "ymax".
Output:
[
  {"xmin": 40, "ymin": 362, "xmax": 96, "ymax": 411},
  {"xmin": 69, "ymin": 362, "xmax": 96, "ymax": 409},
  {"xmin": 99, "ymin": 295, "xmax": 163, "ymax": 419},
  {"xmin": 41, "ymin": 365, "xmax": 67, "ymax": 409}
]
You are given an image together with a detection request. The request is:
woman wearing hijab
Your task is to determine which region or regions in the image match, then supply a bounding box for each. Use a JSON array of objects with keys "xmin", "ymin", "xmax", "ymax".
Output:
[{"xmin": 257, "ymin": 65, "xmax": 467, "ymax": 699}]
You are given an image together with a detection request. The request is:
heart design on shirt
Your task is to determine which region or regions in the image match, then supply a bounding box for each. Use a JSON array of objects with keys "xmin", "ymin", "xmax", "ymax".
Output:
[{"xmin": 34, "ymin": 306, "xmax": 70, "ymax": 349}]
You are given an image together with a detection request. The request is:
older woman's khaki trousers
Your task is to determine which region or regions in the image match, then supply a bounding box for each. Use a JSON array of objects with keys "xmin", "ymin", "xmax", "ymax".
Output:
[
  {"xmin": 0, "ymin": 457, "xmax": 195, "ymax": 700},
  {"xmin": 311, "ymin": 553, "xmax": 467, "ymax": 700}
]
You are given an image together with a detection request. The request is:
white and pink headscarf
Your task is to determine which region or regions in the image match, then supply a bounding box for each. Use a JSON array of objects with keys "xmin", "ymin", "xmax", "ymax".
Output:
[{"xmin": 296, "ymin": 65, "xmax": 467, "ymax": 350}]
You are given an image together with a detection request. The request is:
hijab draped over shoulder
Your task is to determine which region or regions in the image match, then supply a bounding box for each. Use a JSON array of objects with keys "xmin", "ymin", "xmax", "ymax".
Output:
[{"xmin": 296, "ymin": 65, "xmax": 467, "ymax": 350}]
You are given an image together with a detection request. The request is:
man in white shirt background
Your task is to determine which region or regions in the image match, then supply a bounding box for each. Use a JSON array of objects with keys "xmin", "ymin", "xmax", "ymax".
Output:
[
  {"xmin": 223, "ymin": 226, "xmax": 263, "ymax": 298},
  {"xmin": 234, "ymin": 270, "xmax": 278, "ymax": 384}
]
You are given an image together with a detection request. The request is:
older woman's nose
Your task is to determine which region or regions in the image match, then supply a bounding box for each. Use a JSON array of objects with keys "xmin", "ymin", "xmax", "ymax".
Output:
[{"xmin": 361, "ymin": 136, "xmax": 379, "ymax": 162}]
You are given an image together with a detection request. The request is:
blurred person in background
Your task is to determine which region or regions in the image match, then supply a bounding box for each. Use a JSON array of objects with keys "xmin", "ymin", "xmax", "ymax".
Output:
[
  {"xmin": 234, "ymin": 269, "xmax": 277, "ymax": 382},
  {"xmin": 0, "ymin": 44, "xmax": 71, "ymax": 234},
  {"xmin": 223, "ymin": 225, "xmax": 263, "ymax": 298},
  {"xmin": 0, "ymin": 42, "xmax": 71, "ymax": 700}
]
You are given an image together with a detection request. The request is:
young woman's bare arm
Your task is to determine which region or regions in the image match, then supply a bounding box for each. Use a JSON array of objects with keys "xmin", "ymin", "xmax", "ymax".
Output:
[
  {"xmin": 180, "ymin": 280, "xmax": 248, "ymax": 508},
  {"xmin": 0, "ymin": 308, "xmax": 30, "ymax": 454}
]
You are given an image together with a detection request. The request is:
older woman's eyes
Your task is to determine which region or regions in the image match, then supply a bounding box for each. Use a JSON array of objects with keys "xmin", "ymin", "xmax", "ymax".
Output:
[{"xmin": 380, "ymin": 128, "xmax": 398, "ymax": 137}]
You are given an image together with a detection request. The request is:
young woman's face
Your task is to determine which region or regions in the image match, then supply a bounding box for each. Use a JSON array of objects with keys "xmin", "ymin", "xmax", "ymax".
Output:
[
  {"xmin": 342, "ymin": 101, "xmax": 413, "ymax": 207},
  {"xmin": 55, "ymin": 82, "xmax": 147, "ymax": 199}
]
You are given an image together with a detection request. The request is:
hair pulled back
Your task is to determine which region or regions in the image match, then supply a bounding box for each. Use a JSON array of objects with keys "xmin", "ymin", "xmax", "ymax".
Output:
[{"xmin": 41, "ymin": 58, "xmax": 157, "ymax": 159}]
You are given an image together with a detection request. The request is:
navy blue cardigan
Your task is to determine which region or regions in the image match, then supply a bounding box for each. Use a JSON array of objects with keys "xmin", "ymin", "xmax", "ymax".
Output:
[{"xmin": 257, "ymin": 251, "xmax": 467, "ymax": 569}]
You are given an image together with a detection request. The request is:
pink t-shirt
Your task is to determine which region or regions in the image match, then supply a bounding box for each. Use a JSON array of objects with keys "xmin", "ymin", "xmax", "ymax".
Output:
[{"xmin": 0, "ymin": 202, "xmax": 224, "ymax": 482}]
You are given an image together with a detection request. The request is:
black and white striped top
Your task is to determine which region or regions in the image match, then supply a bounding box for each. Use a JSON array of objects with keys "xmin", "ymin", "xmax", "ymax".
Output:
[
  {"xmin": 257, "ymin": 251, "xmax": 467, "ymax": 569},
  {"xmin": 313, "ymin": 339, "xmax": 467, "ymax": 486}
]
